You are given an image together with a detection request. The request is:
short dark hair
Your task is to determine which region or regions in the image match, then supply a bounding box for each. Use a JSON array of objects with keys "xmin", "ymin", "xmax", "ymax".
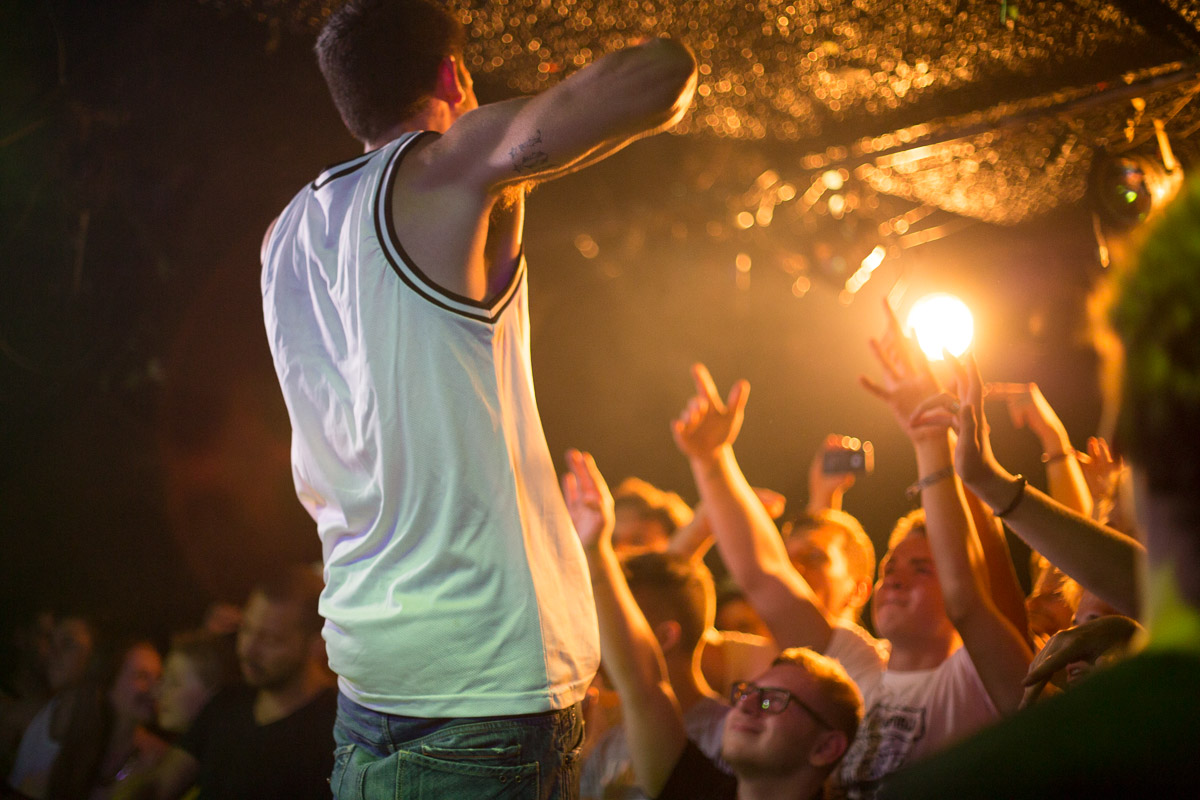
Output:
[
  {"xmin": 613, "ymin": 477, "xmax": 693, "ymax": 534},
  {"xmin": 772, "ymin": 647, "xmax": 863, "ymax": 742},
  {"xmin": 622, "ymin": 551, "xmax": 714, "ymax": 655},
  {"xmin": 886, "ymin": 508, "xmax": 927, "ymax": 553},
  {"xmin": 1109, "ymin": 175, "xmax": 1200, "ymax": 503},
  {"xmin": 251, "ymin": 564, "xmax": 325, "ymax": 636},
  {"xmin": 315, "ymin": 0, "xmax": 467, "ymax": 143}
]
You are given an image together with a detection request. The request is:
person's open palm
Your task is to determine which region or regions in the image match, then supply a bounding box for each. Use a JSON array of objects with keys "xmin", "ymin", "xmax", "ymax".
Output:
[{"xmin": 562, "ymin": 449, "xmax": 614, "ymax": 550}]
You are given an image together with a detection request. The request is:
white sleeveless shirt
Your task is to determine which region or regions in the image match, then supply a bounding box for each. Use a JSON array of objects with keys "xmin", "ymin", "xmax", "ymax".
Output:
[{"xmin": 261, "ymin": 132, "xmax": 599, "ymax": 716}]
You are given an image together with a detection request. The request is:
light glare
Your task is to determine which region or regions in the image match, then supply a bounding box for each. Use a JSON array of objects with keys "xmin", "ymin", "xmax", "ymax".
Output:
[{"xmin": 906, "ymin": 293, "xmax": 973, "ymax": 361}]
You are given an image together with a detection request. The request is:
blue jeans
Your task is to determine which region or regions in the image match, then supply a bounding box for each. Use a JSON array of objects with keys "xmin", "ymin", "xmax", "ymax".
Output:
[{"xmin": 331, "ymin": 691, "xmax": 584, "ymax": 799}]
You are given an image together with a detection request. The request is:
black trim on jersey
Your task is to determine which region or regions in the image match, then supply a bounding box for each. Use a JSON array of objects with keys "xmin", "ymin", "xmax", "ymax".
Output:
[
  {"xmin": 312, "ymin": 152, "xmax": 375, "ymax": 190},
  {"xmin": 373, "ymin": 131, "xmax": 524, "ymax": 324}
]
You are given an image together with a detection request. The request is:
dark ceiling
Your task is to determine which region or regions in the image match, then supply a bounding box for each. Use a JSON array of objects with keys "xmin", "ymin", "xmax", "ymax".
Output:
[{"xmin": 213, "ymin": 0, "xmax": 1200, "ymax": 226}]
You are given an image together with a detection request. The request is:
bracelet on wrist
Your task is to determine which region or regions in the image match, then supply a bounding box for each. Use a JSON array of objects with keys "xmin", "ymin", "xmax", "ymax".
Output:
[
  {"xmin": 994, "ymin": 475, "xmax": 1027, "ymax": 518},
  {"xmin": 905, "ymin": 466, "xmax": 955, "ymax": 501},
  {"xmin": 1041, "ymin": 450, "xmax": 1072, "ymax": 464}
]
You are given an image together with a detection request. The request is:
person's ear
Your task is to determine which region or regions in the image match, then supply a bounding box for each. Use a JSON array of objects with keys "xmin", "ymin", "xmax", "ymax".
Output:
[
  {"xmin": 809, "ymin": 729, "xmax": 849, "ymax": 767},
  {"xmin": 850, "ymin": 577, "xmax": 872, "ymax": 612},
  {"xmin": 434, "ymin": 56, "xmax": 464, "ymax": 106}
]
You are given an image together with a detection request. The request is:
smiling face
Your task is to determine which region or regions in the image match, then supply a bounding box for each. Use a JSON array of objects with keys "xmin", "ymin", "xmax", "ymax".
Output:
[
  {"xmin": 871, "ymin": 533, "xmax": 955, "ymax": 648},
  {"xmin": 720, "ymin": 663, "xmax": 833, "ymax": 777}
]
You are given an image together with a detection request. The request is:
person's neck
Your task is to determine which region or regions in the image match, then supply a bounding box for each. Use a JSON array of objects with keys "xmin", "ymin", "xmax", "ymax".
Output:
[
  {"xmin": 736, "ymin": 768, "xmax": 824, "ymax": 800},
  {"xmin": 363, "ymin": 103, "xmax": 453, "ymax": 153},
  {"xmin": 253, "ymin": 663, "xmax": 330, "ymax": 726},
  {"xmin": 884, "ymin": 631, "xmax": 959, "ymax": 672},
  {"xmin": 667, "ymin": 652, "xmax": 719, "ymax": 713}
]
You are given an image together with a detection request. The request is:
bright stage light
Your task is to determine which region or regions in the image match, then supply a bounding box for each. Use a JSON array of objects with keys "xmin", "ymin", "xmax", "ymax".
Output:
[{"xmin": 906, "ymin": 294, "xmax": 974, "ymax": 361}]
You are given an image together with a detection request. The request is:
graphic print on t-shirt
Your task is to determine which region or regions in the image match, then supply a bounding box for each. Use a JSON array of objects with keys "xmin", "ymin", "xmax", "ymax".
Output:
[{"xmin": 836, "ymin": 700, "xmax": 927, "ymax": 796}]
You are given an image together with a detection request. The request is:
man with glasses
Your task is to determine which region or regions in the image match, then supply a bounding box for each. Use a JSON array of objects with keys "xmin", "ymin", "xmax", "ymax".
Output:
[{"xmin": 563, "ymin": 449, "xmax": 862, "ymax": 800}]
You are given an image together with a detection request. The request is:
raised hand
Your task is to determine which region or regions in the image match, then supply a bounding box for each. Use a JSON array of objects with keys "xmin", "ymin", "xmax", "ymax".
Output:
[
  {"xmin": 671, "ymin": 363, "xmax": 750, "ymax": 462},
  {"xmin": 860, "ymin": 300, "xmax": 944, "ymax": 442},
  {"xmin": 1020, "ymin": 615, "xmax": 1142, "ymax": 708},
  {"xmin": 1076, "ymin": 436, "xmax": 1124, "ymax": 511},
  {"xmin": 562, "ymin": 449, "xmax": 614, "ymax": 551},
  {"xmin": 807, "ymin": 434, "xmax": 857, "ymax": 512},
  {"xmin": 987, "ymin": 382, "xmax": 1071, "ymax": 456},
  {"xmin": 910, "ymin": 352, "xmax": 1014, "ymax": 494}
]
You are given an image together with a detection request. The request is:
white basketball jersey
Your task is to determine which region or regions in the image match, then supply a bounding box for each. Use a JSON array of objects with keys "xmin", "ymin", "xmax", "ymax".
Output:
[{"xmin": 262, "ymin": 132, "xmax": 599, "ymax": 716}]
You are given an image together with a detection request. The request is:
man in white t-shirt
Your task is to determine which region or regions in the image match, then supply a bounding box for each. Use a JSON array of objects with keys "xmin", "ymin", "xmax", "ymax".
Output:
[
  {"xmin": 260, "ymin": 1, "xmax": 696, "ymax": 796},
  {"xmin": 670, "ymin": 350, "xmax": 1032, "ymax": 799}
]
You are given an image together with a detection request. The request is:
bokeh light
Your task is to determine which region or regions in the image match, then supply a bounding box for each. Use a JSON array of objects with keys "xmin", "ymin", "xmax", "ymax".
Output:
[{"xmin": 906, "ymin": 293, "xmax": 974, "ymax": 361}]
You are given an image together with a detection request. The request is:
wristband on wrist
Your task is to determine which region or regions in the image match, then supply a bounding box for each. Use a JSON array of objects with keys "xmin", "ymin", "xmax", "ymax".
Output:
[
  {"xmin": 994, "ymin": 475, "xmax": 1027, "ymax": 518},
  {"xmin": 905, "ymin": 466, "xmax": 955, "ymax": 501},
  {"xmin": 1041, "ymin": 450, "xmax": 1072, "ymax": 464}
]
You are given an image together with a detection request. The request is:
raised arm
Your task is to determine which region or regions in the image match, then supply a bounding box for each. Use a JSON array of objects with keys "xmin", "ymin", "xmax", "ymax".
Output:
[
  {"xmin": 563, "ymin": 449, "xmax": 685, "ymax": 798},
  {"xmin": 432, "ymin": 38, "xmax": 696, "ymax": 191},
  {"xmin": 807, "ymin": 434, "xmax": 859, "ymax": 513},
  {"xmin": 666, "ymin": 487, "xmax": 786, "ymax": 562},
  {"xmin": 864, "ymin": 306, "xmax": 1030, "ymax": 713},
  {"xmin": 988, "ymin": 382, "xmax": 1092, "ymax": 517},
  {"xmin": 916, "ymin": 354, "xmax": 1145, "ymax": 617},
  {"xmin": 671, "ymin": 363, "xmax": 836, "ymax": 652}
]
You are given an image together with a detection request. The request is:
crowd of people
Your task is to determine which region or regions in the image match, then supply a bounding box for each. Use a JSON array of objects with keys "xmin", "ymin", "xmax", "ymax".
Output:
[
  {"xmin": 2, "ymin": 568, "xmax": 337, "ymax": 799},
  {"xmin": 5, "ymin": 0, "xmax": 1200, "ymax": 797}
]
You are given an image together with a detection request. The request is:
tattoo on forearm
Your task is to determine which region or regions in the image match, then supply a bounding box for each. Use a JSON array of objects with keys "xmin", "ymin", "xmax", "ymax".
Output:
[{"xmin": 510, "ymin": 130, "xmax": 553, "ymax": 174}]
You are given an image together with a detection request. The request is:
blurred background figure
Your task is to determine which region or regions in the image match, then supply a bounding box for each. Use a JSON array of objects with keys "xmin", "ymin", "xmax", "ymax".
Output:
[{"xmin": 155, "ymin": 631, "xmax": 237, "ymax": 737}]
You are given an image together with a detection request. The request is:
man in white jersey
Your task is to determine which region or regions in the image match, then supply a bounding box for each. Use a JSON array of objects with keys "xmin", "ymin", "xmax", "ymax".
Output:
[{"xmin": 259, "ymin": 1, "xmax": 696, "ymax": 796}]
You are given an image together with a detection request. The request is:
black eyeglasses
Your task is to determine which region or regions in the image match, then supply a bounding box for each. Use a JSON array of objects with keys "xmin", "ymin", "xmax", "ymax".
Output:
[{"xmin": 729, "ymin": 681, "xmax": 835, "ymax": 729}]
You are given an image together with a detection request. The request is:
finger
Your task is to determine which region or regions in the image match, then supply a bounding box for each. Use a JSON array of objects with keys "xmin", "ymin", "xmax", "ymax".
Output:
[
  {"xmin": 566, "ymin": 449, "xmax": 592, "ymax": 495},
  {"xmin": 911, "ymin": 391, "xmax": 959, "ymax": 418},
  {"xmin": 1020, "ymin": 680, "xmax": 1046, "ymax": 709},
  {"xmin": 859, "ymin": 374, "xmax": 891, "ymax": 401},
  {"xmin": 911, "ymin": 410, "xmax": 960, "ymax": 434},
  {"xmin": 577, "ymin": 450, "xmax": 612, "ymax": 503},
  {"xmin": 670, "ymin": 418, "xmax": 688, "ymax": 447},
  {"xmin": 691, "ymin": 363, "xmax": 723, "ymax": 411},
  {"xmin": 964, "ymin": 352, "xmax": 985, "ymax": 408},
  {"xmin": 962, "ymin": 402, "xmax": 981, "ymax": 452},
  {"xmin": 1096, "ymin": 436, "xmax": 1113, "ymax": 464},
  {"xmin": 561, "ymin": 468, "xmax": 579, "ymax": 505},
  {"xmin": 726, "ymin": 378, "xmax": 750, "ymax": 418},
  {"xmin": 946, "ymin": 350, "xmax": 969, "ymax": 399}
]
